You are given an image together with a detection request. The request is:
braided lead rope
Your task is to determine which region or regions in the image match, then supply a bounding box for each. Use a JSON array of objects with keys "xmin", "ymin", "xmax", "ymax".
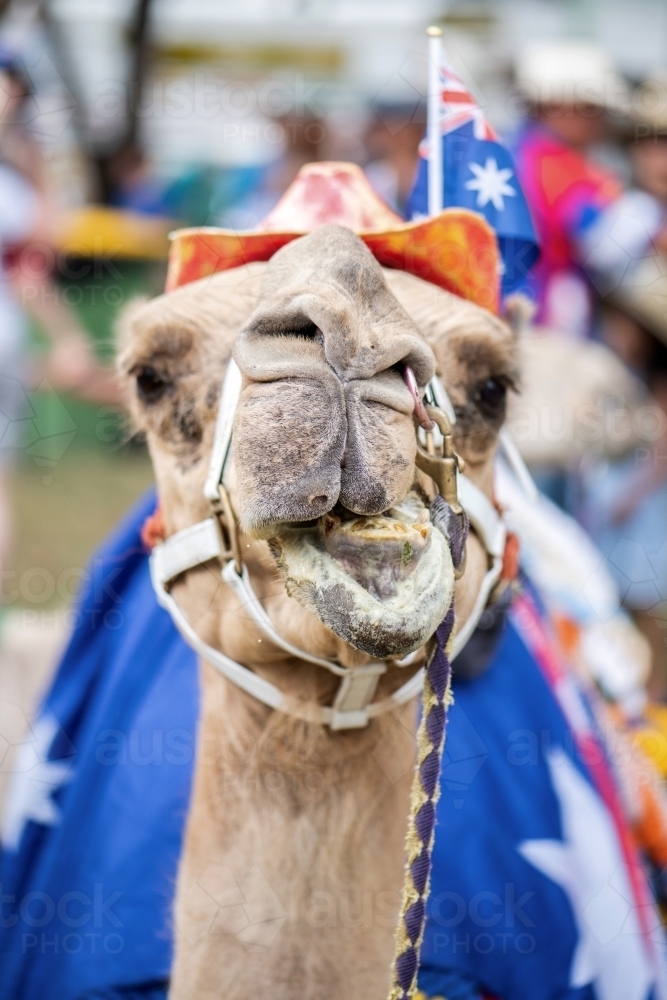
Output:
[
  {"xmin": 387, "ymin": 602, "xmax": 456, "ymax": 1000},
  {"xmin": 430, "ymin": 494, "xmax": 468, "ymax": 569}
]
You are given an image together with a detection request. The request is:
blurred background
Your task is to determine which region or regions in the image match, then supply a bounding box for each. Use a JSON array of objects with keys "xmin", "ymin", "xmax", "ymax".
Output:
[{"xmin": 2, "ymin": 0, "xmax": 667, "ymax": 763}]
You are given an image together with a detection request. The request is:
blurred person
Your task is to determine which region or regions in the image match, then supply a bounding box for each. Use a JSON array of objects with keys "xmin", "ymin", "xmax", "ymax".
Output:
[
  {"xmin": 575, "ymin": 77, "xmax": 667, "ymax": 698},
  {"xmin": 582, "ymin": 295, "xmax": 667, "ymax": 701},
  {"xmin": 583, "ymin": 304, "xmax": 667, "ymax": 698},
  {"xmin": 632, "ymin": 74, "xmax": 667, "ymax": 210},
  {"xmin": 0, "ymin": 48, "xmax": 107, "ymax": 392},
  {"xmin": 0, "ymin": 148, "xmax": 39, "ymax": 570},
  {"xmin": 575, "ymin": 75, "xmax": 667, "ymax": 304},
  {"xmin": 221, "ymin": 113, "xmax": 325, "ymax": 229},
  {"xmin": 0, "ymin": 50, "xmax": 117, "ymax": 576},
  {"xmin": 106, "ymin": 142, "xmax": 172, "ymax": 217},
  {"xmin": 513, "ymin": 43, "xmax": 628, "ymax": 338},
  {"xmin": 363, "ymin": 104, "xmax": 425, "ymax": 216},
  {"xmin": 511, "ymin": 45, "xmax": 661, "ymax": 512}
]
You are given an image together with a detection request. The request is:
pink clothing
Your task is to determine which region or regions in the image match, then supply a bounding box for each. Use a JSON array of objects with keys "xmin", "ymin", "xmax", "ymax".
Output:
[{"xmin": 514, "ymin": 122, "xmax": 622, "ymax": 336}]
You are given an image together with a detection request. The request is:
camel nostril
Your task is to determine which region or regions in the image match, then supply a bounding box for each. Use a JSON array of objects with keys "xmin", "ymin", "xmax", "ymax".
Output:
[{"xmin": 309, "ymin": 494, "xmax": 329, "ymax": 506}]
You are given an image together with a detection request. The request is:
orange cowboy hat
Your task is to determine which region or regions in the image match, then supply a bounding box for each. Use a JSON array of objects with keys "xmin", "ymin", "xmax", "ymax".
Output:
[{"xmin": 166, "ymin": 161, "xmax": 501, "ymax": 314}]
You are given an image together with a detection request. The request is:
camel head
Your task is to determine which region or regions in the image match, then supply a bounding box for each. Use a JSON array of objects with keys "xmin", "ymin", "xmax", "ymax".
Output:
[{"xmin": 118, "ymin": 225, "xmax": 517, "ymax": 664}]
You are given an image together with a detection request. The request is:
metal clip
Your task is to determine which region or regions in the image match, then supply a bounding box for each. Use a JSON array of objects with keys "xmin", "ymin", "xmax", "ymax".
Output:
[
  {"xmin": 415, "ymin": 405, "xmax": 465, "ymax": 514},
  {"xmin": 210, "ymin": 483, "xmax": 243, "ymax": 574}
]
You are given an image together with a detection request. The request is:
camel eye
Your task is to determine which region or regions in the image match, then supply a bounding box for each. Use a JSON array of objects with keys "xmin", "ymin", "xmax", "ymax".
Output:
[
  {"xmin": 135, "ymin": 366, "xmax": 168, "ymax": 403},
  {"xmin": 473, "ymin": 377, "xmax": 506, "ymax": 419}
]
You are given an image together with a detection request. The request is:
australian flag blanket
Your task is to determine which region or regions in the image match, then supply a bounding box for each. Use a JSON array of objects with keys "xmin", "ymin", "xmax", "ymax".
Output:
[{"xmin": 0, "ymin": 491, "xmax": 665, "ymax": 1000}]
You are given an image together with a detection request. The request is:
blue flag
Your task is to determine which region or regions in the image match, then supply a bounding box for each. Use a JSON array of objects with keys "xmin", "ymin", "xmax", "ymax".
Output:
[{"xmin": 406, "ymin": 57, "xmax": 539, "ymax": 297}]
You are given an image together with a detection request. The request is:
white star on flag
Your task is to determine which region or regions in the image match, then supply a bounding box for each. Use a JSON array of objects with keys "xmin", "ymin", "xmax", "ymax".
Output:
[
  {"xmin": 465, "ymin": 157, "xmax": 516, "ymax": 211},
  {"xmin": 519, "ymin": 748, "xmax": 655, "ymax": 1000},
  {"xmin": 1, "ymin": 712, "xmax": 75, "ymax": 852}
]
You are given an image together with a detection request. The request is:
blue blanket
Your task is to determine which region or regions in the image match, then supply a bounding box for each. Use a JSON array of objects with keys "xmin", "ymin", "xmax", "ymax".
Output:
[{"xmin": 1, "ymin": 492, "xmax": 663, "ymax": 1000}]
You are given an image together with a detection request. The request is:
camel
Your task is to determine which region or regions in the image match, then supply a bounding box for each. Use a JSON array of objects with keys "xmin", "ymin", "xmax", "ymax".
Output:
[{"xmin": 117, "ymin": 224, "xmax": 518, "ymax": 1000}]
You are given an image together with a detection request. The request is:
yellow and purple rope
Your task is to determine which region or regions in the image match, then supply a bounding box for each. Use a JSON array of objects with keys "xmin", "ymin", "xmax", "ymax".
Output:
[{"xmin": 387, "ymin": 602, "xmax": 456, "ymax": 1000}]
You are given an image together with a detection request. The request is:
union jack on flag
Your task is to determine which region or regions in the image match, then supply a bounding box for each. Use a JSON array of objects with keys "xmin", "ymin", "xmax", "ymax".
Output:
[{"xmin": 436, "ymin": 56, "xmax": 498, "ymax": 142}]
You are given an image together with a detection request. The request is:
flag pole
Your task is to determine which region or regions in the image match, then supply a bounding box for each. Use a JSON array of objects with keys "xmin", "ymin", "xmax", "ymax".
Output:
[{"xmin": 427, "ymin": 25, "xmax": 443, "ymax": 216}]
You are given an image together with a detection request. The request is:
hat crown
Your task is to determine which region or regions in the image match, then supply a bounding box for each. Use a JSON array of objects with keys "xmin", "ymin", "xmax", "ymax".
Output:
[
  {"xmin": 516, "ymin": 42, "xmax": 628, "ymax": 111},
  {"xmin": 260, "ymin": 161, "xmax": 403, "ymax": 234}
]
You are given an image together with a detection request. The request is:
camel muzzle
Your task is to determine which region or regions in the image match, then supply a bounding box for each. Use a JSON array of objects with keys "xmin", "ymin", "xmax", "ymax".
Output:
[{"xmin": 148, "ymin": 357, "xmax": 507, "ymax": 727}]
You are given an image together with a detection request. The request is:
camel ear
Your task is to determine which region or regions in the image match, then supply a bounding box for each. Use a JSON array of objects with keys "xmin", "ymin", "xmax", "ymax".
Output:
[{"xmin": 502, "ymin": 293, "xmax": 535, "ymax": 337}]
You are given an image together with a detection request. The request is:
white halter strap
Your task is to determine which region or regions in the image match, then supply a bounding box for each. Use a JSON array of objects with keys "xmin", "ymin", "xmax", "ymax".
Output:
[{"xmin": 150, "ymin": 362, "xmax": 509, "ymax": 728}]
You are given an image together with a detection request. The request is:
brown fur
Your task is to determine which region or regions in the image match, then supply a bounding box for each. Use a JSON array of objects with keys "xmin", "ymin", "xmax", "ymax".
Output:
[{"xmin": 116, "ymin": 230, "xmax": 517, "ymax": 1000}]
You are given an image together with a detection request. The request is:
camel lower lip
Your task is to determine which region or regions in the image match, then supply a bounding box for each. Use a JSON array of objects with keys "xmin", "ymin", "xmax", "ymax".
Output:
[{"xmin": 268, "ymin": 495, "xmax": 454, "ymax": 658}]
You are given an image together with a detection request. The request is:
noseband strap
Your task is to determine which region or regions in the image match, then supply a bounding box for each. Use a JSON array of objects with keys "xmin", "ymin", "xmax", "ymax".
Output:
[{"xmin": 149, "ymin": 360, "xmax": 509, "ymax": 728}]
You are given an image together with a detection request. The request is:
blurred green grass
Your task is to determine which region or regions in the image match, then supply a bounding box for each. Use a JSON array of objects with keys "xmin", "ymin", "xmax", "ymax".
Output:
[
  {"xmin": 5, "ymin": 259, "xmax": 165, "ymax": 609},
  {"xmin": 7, "ymin": 444, "xmax": 154, "ymax": 609}
]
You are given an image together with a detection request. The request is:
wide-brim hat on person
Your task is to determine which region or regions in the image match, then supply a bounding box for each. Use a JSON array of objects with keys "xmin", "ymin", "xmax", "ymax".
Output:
[
  {"xmin": 606, "ymin": 252, "xmax": 667, "ymax": 347},
  {"xmin": 631, "ymin": 74, "xmax": 667, "ymax": 136},
  {"xmin": 515, "ymin": 42, "xmax": 629, "ymax": 114},
  {"xmin": 166, "ymin": 161, "xmax": 501, "ymax": 314}
]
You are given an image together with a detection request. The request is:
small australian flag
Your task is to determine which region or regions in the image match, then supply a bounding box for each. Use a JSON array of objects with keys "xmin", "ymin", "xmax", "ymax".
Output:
[{"xmin": 406, "ymin": 53, "xmax": 539, "ymax": 296}]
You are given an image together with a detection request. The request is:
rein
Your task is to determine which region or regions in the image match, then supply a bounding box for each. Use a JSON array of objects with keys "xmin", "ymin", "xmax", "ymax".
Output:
[{"xmin": 389, "ymin": 606, "xmax": 456, "ymax": 1000}]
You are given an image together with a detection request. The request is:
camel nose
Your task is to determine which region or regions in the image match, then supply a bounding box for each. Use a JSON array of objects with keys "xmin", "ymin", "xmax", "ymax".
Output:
[{"xmin": 309, "ymin": 493, "xmax": 330, "ymax": 507}]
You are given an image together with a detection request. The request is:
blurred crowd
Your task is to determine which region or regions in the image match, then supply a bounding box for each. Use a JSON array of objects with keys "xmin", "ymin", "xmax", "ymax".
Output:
[{"xmin": 508, "ymin": 43, "xmax": 667, "ymax": 702}]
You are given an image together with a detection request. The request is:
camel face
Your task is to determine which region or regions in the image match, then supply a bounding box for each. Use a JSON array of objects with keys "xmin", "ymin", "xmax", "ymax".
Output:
[
  {"xmin": 118, "ymin": 227, "xmax": 517, "ymax": 661},
  {"xmin": 231, "ymin": 226, "xmax": 455, "ymax": 657}
]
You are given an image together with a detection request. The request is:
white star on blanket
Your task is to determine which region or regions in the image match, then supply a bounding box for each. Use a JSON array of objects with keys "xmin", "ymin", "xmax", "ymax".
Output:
[
  {"xmin": 519, "ymin": 748, "xmax": 655, "ymax": 1000},
  {"xmin": 2, "ymin": 713, "xmax": 75, "ymax": 851}
]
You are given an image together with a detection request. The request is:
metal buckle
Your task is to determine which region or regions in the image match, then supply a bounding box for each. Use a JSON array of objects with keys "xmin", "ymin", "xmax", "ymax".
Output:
[
  {"xmin": 415, "ymin": 405, "xmax": 465, "ymax": 513},
  {"xmin": 211, "ymin": 483, "xmax": 243, "ymax": 574}
]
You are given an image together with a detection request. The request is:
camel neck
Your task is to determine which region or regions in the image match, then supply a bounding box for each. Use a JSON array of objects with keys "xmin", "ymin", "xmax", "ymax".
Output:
[{"xmin": 170, "ymin": 660, "xmax": 415, "ymax": 1000}]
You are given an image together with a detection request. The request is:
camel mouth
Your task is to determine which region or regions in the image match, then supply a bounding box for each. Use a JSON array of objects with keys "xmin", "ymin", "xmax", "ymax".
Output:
[
  {"xmin": 320, "ymin": 505, "xmax": 432, "ymax": 601},
  {"xmin": 267, "ymin": 495, "xmax": 455, "ymax": 659}
]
